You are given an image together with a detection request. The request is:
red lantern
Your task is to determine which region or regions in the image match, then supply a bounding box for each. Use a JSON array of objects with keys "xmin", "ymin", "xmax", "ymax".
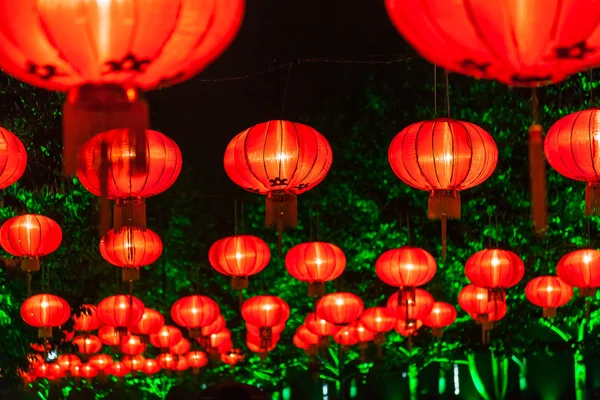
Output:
[
  {"xmin": 79, "ymin": 364, "xmax": 98, "ymax": 379},
  {"xmin": 305, "ymin": 312, "xmax": 339, "ymax": 337},
  {"xmin": 296, "ymin": 324, "xmax": 321, "ymax": 350},
  {"xmin": 465, "ymin": 249, "xmax": 524, "ymax": 302},
  {"xmin": 123, "ymin": 355, "xmax": 146, "ymax": 372},
  {"xmin": 360, "ymin": 307, "xmax": 396, "ymax": 345},
  {"xmin": 352, "ymin": 321, "xmax": 375, "ymax": 346},
  {"xmin": 333, "ymin": 325, "xmax": 359, "ymax": 347},
  {"xmin": 224, "ymin": 120, "xmax": 333, "ymax": 249},
  {"xmin": 187, "ymin": 351, "xmax": 208, "ymax": 375},
  {"xmin": 173, "ymin": 356, "xmax": 189, "ymax": 372},
  {"xmin": 387, "ymin": 289, "xmax": 434, "ymax": 324},
  {"xmin": 128, "ymin": 308, "xmax": 164, "ymax": 340},
  {"xmin": 221, "ymin": 349, "xmax": 245, "ymax": 367},
  {"xmin": 458, "ymin": 285, "xmax": 496, "ymax": 322},
  {"xmin": 207, "ymin": 329, "xmax": 232, "ymax": 351},
  {"xmin": 120, "ymin": 335, "xmax": 146, "ymax": 355},
  {"xmin": 196, "ymin": 314, "xmax": 226, "ymax": 347},
  {"xmin": 46, "ymin": 363, "xmax": 65, "ymax": 380},
  {"xmin": 157, "ymin": 353, "xmax": 176, "ymax": 370},
  {"xmin": 293, "ymin": 334, "xmax": 313, "ymax": 354},
  {"xmin": 246, "ymin": 322, "xmax": 285, "ymax": 338},
  {"xmin": 100, "ymin": 227, "xmax": 162, "ymax": 282},
  {"xmin": 285, "ymin": 242, "xmax": 346, "ymax": 296},
  {"xmin": 216, "ymin": 339, "xmax": 233, "ymax": 355},
  {"xmin": 57, "ymin": 354, "xmax": 81, "ymax": 372},
  {"xmin": 105, "ymin": 361, "xmax": 130, "ymax": 378},
  {"xmin": 1, "ymin": 214, "xmax": 62, "ymax": 273},
  {"xmin": 73, "ymin": 335, "xmax": 103, "ymax": 354},
  {"xmin": 395, "ymin": 320, "xmax": 423, "ymax": 337},
  {"xmin": 241, "ymin": 296, "xmax": 289, "ymax": 349},
  {"xmin": 171, "ymin": 295, "xmax": 220, "ymax": 338},
  {"xmin": 78, "ymin": 129, "xmax": 182, "ymax": 230},
  {"xmin": 97, "ymin": 295, "xmax": 144, "ymax": 335},
  {"xmin": 142, "ymin": 359, "xmax": 161, "ymax": 375},
  {"xmin": 150, "ymin": 326, "xmax": 182, "ymax": 350},
  {"xmin": 208, "ymin": 235, "xmax": 271, "ymax": 289},
  {"xmin": 0, "ymin": 127, "xmax": 26, "ymax": 188},
  {"xmin": 73, "ymin": 304, "xmax": 102, "ymax": 332},
  {"xmin": 422, "ymin": 302, "xmax": 457, "ymax": 338},
  {"xmin": 34, "ymin": 363, "xmax": 51, "ymax": 379},
  {"xmin": 384, "ymin": 0, "xmax": 600, "ymax": 86},
  {"xmin": 0, "ymin": 1, "xmax": 244, "ymax": 175},
  {"xmin": 88, "ymin": 354, "xmax": 112, "ymax": 371},
  {"xmin": 557, "ymin": 249, "xmax": 600, "ymax": 297},
  {"xmin": 98, "ymin": 326, "xmax": 121, "ymax": 346},
  {"xmin": 469, "ymin": 301, "xmax": 507, "ymax": 323},
  {"xmin": 388, "ymin": 119, "xmax": 497, "ymax": 257},
  {"xmin": 247, "ymin": 334, "xmax": 277, "ymax": 358},
  {"xmin": 525, "ymin": 276, "xmax": 573, "ymax": 318},
  {"xmin": 21, "ymin": 294, "xmax": 70, "ymax": 338},
  {"xmin": 316, "ymin": 292, "xmax": 364, "ymax": 326},
  {"xmin": 170, "ymin": 338, "xmax": 191, "ymax": 355}
]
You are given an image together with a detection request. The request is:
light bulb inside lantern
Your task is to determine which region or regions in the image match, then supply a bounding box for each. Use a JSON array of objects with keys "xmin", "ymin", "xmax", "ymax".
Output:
[{"xmin": 491, "ymin": 258, "xmax": 500, "ymax": 267}]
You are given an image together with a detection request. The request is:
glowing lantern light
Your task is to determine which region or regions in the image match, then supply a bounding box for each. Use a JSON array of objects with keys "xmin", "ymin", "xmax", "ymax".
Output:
[
  {"xmin": 196, "ymin": 314, "xmax": 226, "ymax": 348},
  {"xmin": 79, "ymin": 364, "xmax": 98, "ymax": 379},
  {"xmin": 88, "ymin": 354, "xmax": 112, "ymax": 371},
  {"xmin": 241, "ymin": 296, "xmax": 289, "ymax": 349},
  {"xmin": 171, "ymin": 295, "xmax": 220, "ymax": 338},
  {"xmin": 21, "ymin": 294, "xmax": 70, "ymax": 338},
  {"xmin": 56, "ymin": 354, "xmax": 81, "ymax": 372},
  {"xmin": 285, "ymin": 242, "xmax": 346, "ymax": 296},
  {"xmin": 304, "ymin": 312, "xmax": 338, "ymax": 348},
  {"xmin": 247, "ymin": 332, "xmax": 278, "ymax": 359},
  {"xmin": 98, "ymin": 326, "xmax": 121, "ymax": 347},
  {"xmin": 525, "ymin": 276, "xmax": 573, "ymax": 318},
  {"xmin": 387, "ymin": 288, "xmax": 434, "ymax": 324},
  {"xmin": 316, "ymin": 292, "xmax": 364, "ymax": 326},
  {"xmin": 173, "ymin": 356, "xmax": 189, "ymax": 372},
  {"xmin": 0, "ymin": 127, "xmax": 26, "ymax": 188},
  {"xmin": 221, "ymin": 349, "xmax": 244, "ymax": 368},
  {"xmin": 469, "ymin": 301, "xmax": 507, "ymax": 323},
  {"xmin": 170, "ymin": 338, "xmax": 191, "ymax": 355},
  {"xmin": 46, "ymin": 363, "xmax": 65, "ymax": 380},
  {"xmin": 72, "ymin": 335, "xmax": 102, "ymax": 354},
  {"xmin": 246, "ymin": 322, "xmax": 285, "ymax": 338},
  {"xmin": 422, "ymin": 302, "xmax": 457, "ymax": 338},
  {"xmin": 557, "ymin": 249, "xmax": 600, "ymax": 297},
  {"xmin": 97, "ymin": 295, "xmax": 144, "ymax": 335},
  {"xmin": 142, "ymin": 359, "xmax": 161, "ymax": 375},
  {"xmin": 465, "ymin": 249, "xmax": 524, "ymax": 302},
  {"xmin": 157, "ymin": 353, "xmax": 176, "ymax": 370},
  {"xmin": 352, "ymin": 321, "xmax": 375, "ymax": 347},
  {"xmin": 187, "ymin": 351, "xmax": 208, "ymax": 375},
  {"xmin": 395, "ymin": 320, "xmax": 423, "ymax": 337},
  {"xmin": 105, "ymin": 361, "xmax": 130, "ymax": 379},
  {"xmin": 73, "ymin": 304, "xmax": 102, "ymax": 332},
  {"xmin": 150, "ymin": 326, "xmax": 182, "ymax": 350},
  {"xmin": 206, "ymin": 329, "xmax": 232, "ymax": 353},
  {"xmin": 333, "ymin": 325, "xmax": 359, "ymax": 347},
  {"xmin": 360, "ymin": 307, "xmax": 396, "ymax": 345},
  {"xmin": 123, "ymin": 355, "xmax": 146, "ymax": 372},
  {"xmin": 128, "ymin": 308, "xmax": 164, "ymax": 341},
  {"xmin": 120, "ymin": 335, "xmax": 146, "ymax": 355}
]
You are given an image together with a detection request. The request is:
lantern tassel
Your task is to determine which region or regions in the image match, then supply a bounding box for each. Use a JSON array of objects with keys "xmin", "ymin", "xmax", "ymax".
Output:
[
  {"xmin": 586, "ymin": 298, "xmax": 591, "ymax": 320},
  {"xmin": 114, "ymin": 198, "xmax": 146, "ymax": 232},
  {"xmin": 407, "ymin": 335, "xmax": 413, "ymax": 353},
  {"xmin": 528, "ymin": 123, "xmax": 547, "ymax": 236},
  {"xmin": 441, "ymin": 215, "xmax": 447, "ymax": 262},
  {"xmin": 238, "ymin": 289, "xmax": 243, "ymax": 313},
  {"xmin": 266, "ymin": 191, "xmax": 297, "ymax": 256},
  {"xmin": 585, "ymin": 182, "xmax": 600, "ymax": 215}
]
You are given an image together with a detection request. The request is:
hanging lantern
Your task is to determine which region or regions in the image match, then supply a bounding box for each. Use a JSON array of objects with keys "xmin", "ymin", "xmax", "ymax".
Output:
[
  {"xmin": 352, "ymin": 321, "xmax": 376, "ymax": 347},
  {"xmin": 99, "ymin": 227, "xmax": 162, "ymax": 282},
  {"xmin": 157, "ymin": 353, "xmax": 176, "ymax": 370},
  {"xmin": 333, "ymin": 325, "xmax": 359, "ymax": 348},
  {"xmin": 20, "ymin": 294, "xmax": 70, "ymax": 338},
  {"xmin": 97, "ymin": 295, "xmax": 144, "ymax": 336},
  {"xmin": 78, "ymin": 129, "xmax": 182, "ymax": 231},
  {"xmin": 465, "ymin": 249, "xmax": 524, "ymax": 302},
  {"xmin": 105, "ymin": 361, "xmax": 130, "ymax": 379},
  {"xmin": 46, "ymin": 363, "xmax": 66, "ymax": 381},
  {"xmin": 150, "ymin": 326, "xmax": 183, "ymax": 351},
  {"xmin": 241, "ymin": 296, "xmax": 289, "ymax": 350},
  {"xmin": 388, "ymin": 119, "xmax": 497, "ymax": 257},
  {"xmin": 56, "ymin": 354, "xmax": 81, "ymax": 373},
  {"xmin": 0, "ymin": 1, "xmax": 244, "ymax": 175},
  {"xmin": 247, "ymin": 332, "xmax": 278, "ymax": 359},
  {"xmin": 387, "ymin": 288, "xmax": 434, "ymax": 325},
  {"xmin": 72, "ymin": 335, "xmax": 103, "ymax": 355},
  {"xmin": 293, "ymin": 334, "xmax": 312, "ymax": 353},
  {"xmin": 120, "ymin": 335, "xmax": 147, "ymax": 355},
  {"xmin": 525, "ymin": 276, "xmax": 573, "ymax": 318},
  {"xmin": 170, "ymin": 338, "xmax": 191, "ymax": 355},
  {"xmin": 458, "ymin": 284, "xmax": 497, "ymax": 323},
  {"xmin": 173, "ymin": 356, "xmax": 189, "ymax": 372},
  {"xmin": 187, "ymin": 351, "xmax": 208, "ymax": 375},
  {"xmin": 88, "ymin": 354, "xmax": 112, "ymax": 371},
  {"xmin": 384, "ymin": 0, "xmax": 600, "ymax": 86},
  {"xmin": 122, "ymin": 355, "xmax": 146, "ymax": 372},
  {"xmin": 395, "ymin": 320, "xmax": 423, "ymax": 337},
  {"xmin": 128, "ymin": 308, "xmax": 164, "ymax": 342},
  {"xmin": 316, "ymin": 292, "xmax": 364, "ymax": 327},
  {"xmin": 79, "ymin": 364, "xmax": 98, "ymax": 380},
  {"xmin": 285, "ymin": 242, "xmax": 346, "ymax": 296},
  {"xmin": 208, "ymin": 235, "xmax": 270, "ymax": 290},
  {"xmin": 221, "ymin": 349, "xmax": 245, "ymax": 368},
  {"xmin": 0, "ymin": 127, "xmax": 27, "ymax": 189},
  {"xmin": 469, "ymin": 301, "xmax": 507, "ymax": 323},
  {"xmin": 98, "ymin": 326, "xmax": 121, "ymax": 347},
  {"xmin": 304, "ymin": 312, "xmax": 339, "ymax": 348},
  {"xmin": 73, "ymin": 304, "xmax": 102, "ymax": 333},
  {"xmin": 360, "ymin": 307, "xmax": 397, "ymax": 345},
  {"xmin": 376, "ymin": 246, "xmax": 436, "ymax": 305},
  {"xmin": 206, "ymin": 329, "xmax": 232, "ymax": 352},
  {"xmin": 246, "ymin": 322, "xmax": 286, "ymax": 338},
  {"xmin": 142, "ymin": 359, "xmax": 161, "ymax": 375},
  {"xmin": 296, "ymin": 324, "xmax": 321, "ymax": 352},
  {"xmin": 0, "ymin": 214, "xmax": 62, "ymax": 274},
  {"xmin": 196, "ymin": 315, "xmax": 226, "ymax": 348},
  {"xmin": 224, "ymin": 120, "xmax": 333, "ymax": 252},
  {"xmin": 422, "ymin": 301, "xmax": 457, "ymax": 338},
  {"xmin": 557, "ymin": 249, "xmax": 600, "ymax": 297},
  {"xmin": 171, "ymin": 295, "xmax": 220, "ymax": 338},
  {"xmin": 34, "ymin": 363, "xmax": 51, "ymax": 379}
]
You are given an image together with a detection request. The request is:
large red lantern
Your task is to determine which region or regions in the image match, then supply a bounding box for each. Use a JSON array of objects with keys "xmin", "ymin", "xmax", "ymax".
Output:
[
  {"xmin": 0, "ymin": 127, "xmax": 27, "ymax": 189},
  {"xmin": 465, "ymin": 249, "xmax": 524, "ymax": 302},
  {"xmin": 97, "ymin": 295, "xmax": 144, "ymax": 335},
  {"xmin": 422, "ymin": 302, "xmax": 457, "ymax": 338},
  {"xmin": 100, "ymin": 227, "xmax": 162, "ymax": 281},
  {"xmin": 525, "ymin": 276, "xmax": 573, "ymax": 318},
  {"xmin": 242, "ymin": 296, "xmax": 289, "ymax": 349},
  {"xmin": 316, "ymin": 292, "xmax": 364, "ymax": 326},
  {"xmin": 285, "ymin": 242, "xmax": 346, "ymax": 296},
  {"xmin": 73, "ymin": 304, "xmax": 102, "ymax": 332},
  {"xmin": 0, "ymin": 1, "xmax": 244, "ymax": 175},
  {"xmin": 385, "ymin": 0, "xmax": 600, "ymax": 86},
  {"xmin": 458, "ymin": 284, "xmax": 496, "ymax": 322},
  {"xmin": 78, "ymin": 128, "xmax": 182, "ymax": 230},
  {"xmin": 120, "ymin": 335, "xmax": 146, "ymax": 355},
  {"xmin": 208, "ymin": 235, "xmax": 270, "ymax": 289},
  {"xmin": 224, "ymin": 120, "xmax": 333, "ymax": 250},
  {"xmin": 557, "ymin": 249, "xmax": 600, "ymax": 297},
  {"xmin": 88, "ymin": 354, "xmax": 112, "ymax": 371},
  {"xmin": 128, "ymin": 308, "xmax": 164, "ymax": 340},
  {"xmin": 0, "ymin": 214, "xmax": 62, "ymax": 273},
  {"xmin": 21, "ymin": 294, "xmax": 70, "ymax": 338},
  {"xmin": 360, "ymin": 307, "xmax": 396, "ymax": 345},
  {"xmin": 389, "ymin": 119, "xmax": 497, "ymax": 256},
  {"xmin": 387, "ymin": 289, "xmax": 434, "ymax": 324},
  {"xmin": 171, "ymin": 295, "xmax": 220, "ymax": 338},
  {"xmin": 150, "ymin": 326, "xmax": 183, "ymax": 350},
  {"xmin": 142, "ymin": 359, "xmax": 161, "ymax": 375},
  {"xmin": 98, "ymin": 326, "xmax": 121, "ymax": 346},
  {"xmin": 57, "ymin": 354, "xmax": 81, "ymax": 373},
  {"xmin": 73, "ymin": 335, "xmax": 103, "ymax": 354}
]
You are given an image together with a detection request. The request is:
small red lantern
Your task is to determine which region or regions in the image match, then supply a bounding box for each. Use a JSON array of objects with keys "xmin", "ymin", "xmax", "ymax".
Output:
[
  {"xmin": 170, "ymin": 338, "xmax": 191, "ymax": 355},
  {"xmin": 465, "ymin": 249, "xmax": 524, "ymax": 301},
  {"xmin": 120, "ymin": 335, "xmax": 146, "ymax": 355},
  {"xmin": 150, "ymin": 326, "xmax": 182, "ymax": 350},
  {"xmin": 352, "ymin": 321, "xmax": 375, "ymax": 347},
  {"xmin": 224, "ymin": 120, "xmax": 333, "ymax": 250},
  {"xmin": 395, "ymin": 320, "xmax": 423, "ymax": 337},
  {"xmin": 0, "ymin": 127, "xmax": 26, "ymax": 188},
  {"xmin": 458, "ymin": 284, "xmax": 497, "ymax": 323},
  {"xmin": 246, "ymin": 322, "xmax": 285, "ymax": 338},
  {"xmin": 387, "ymin": 289, "xmax": 434, "ymax": 324},
  {"xmin": 97, "ymin": 295, "xmax": 144, "ymax": 335},
  {"xmin": 79, "ymin": 364, "xmax": 98, "ymax": 379},
  {"xmin": 296, "ymin": 324, "xmax": 321, "ymax": 348},
  {"xmin": 157, "ymin": 353, "xmax": 176, "ymax": 370},
  {"xmin": 285, "ymin": 242, "xmax": 346, "ymax": 296},
  {"xmin": 557, "ymin": 249, "xmax": 600, "ymax": 297},
  {"xmin": 316, "ymin": 292, "xmax": 364, "ymax": 326},
  {"xmin": 360, "ymin": 307, "xmax": 396, "ymax": 345},
  {"xmin": 105, "ymin": 362, "xmax": 130, "ymax": 379},
  {"xmin": 208, "ymin": 235, "xmax": 271, "ymax": 289},
  {"xmin": 21, "ymin": 294, "xmax": 70, "ymax": 338},
  {"xmin": 241, "ymin": 296, "xmax": 289, "ymax": 349},
  {"xmin": 100, "ymin": 227, "xmax": 162, "ymax": 282},
  {"xmin": 187, "ymin": 351, "xmax": 208, "ymax": 374},
  {"xmin": 46, "ymin": 363, "xmax": 66, "ymax": 380},
  {"xmin": 469, "ymin": 301, "xmax": 507, "ymax": 323},
  {"xmin": 422, "ymin": 302, "xmax": 457, "ymax": 338},
  {"xmin": 73, "ymin": 335, "xmax": 103, "ymax": 354},
  {"xmin": 34, "ymin": 363, "xmax": 51, "ymax": 379},
  {"xmin": 57, "ymin": 354, "xmax": 81, "ymax": 372},
  {"xmin": 333, "ymin": 325, "xmax": 359, "ymax": 347},
  {"xmin": 129, "ymin": 308, "xmax": 164, "ymax": 340},
  {"xmin": 73, "ymin": 304, "xmax": 102, "ymax": 332},
  {"xmin": 305, "ymin": 312, "xmax": 339, "ymax": 338},
  {"xmin": 247, "ymin": 334, "xmax": 277, "ymax": 359},
  {"xmin": 89, "ymin": 354, "xmax": 112, "ymax": 371},
  {"xmin": 173, "ymin": 356, "xmax": 189, "ymax": 372},
  {"xmin": 122, "ymin": 355, "xmax": 146, "ymax": 372},
  {"xmin": 525, "ymin": 276, "xmax": 573, "ymax": 318},
  {"xmin": 98, "ymin": 326, "xmax": 121, "ymax": 346},
  {"xmin": 142, "ymin": 359, "xmax": 161, "ymax": 375},
  {"xmin": 293, "ymin": 334, "xmax": 313, "ymax": 355},
  {"xmin": 388, "ymin": 119, "xmax": 497, "ymax": 257},
  {"xmin": 171, "ymin": 295, "xmax": 220, "ymax": 338},
  {"xmin": 208, "ymin": 329, "xmax": 232, "ymax": 351},
  {"xmin": 1, "ymin": 214, "xmax": 62, "ymax": 274},
  {"xmin": 196, "ymin": 314, "xmax": 226, "ymax": 347},
  {"xmin": 221, "ymin": 349, "xmax": 245, "ymax": 368}
]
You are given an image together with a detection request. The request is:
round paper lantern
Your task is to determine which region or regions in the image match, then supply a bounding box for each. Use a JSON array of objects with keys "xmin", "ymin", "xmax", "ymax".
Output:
[
  {"xmin": 187, "ymin": 351, "xmax": 208, "ymax": 374},
  {"xmin": 100, "ymin": 227, "xmax": 163, "ymax": 281},
  {"xmin": 208, "ymin": 235, "xmax": 270, "ymax": 289},
  {"xmin": 247, "ymin": 334, "xmax": 277, "ymax": 357},
  {"xmin": 129, "ymin": 308, "xmax": 164, "ymax": 340},
  {"xmin": 388, "ymin": 119, "xmax": 497, "ymax": 255},
  {"xmin": 170, "ymin": 338, "xmax": 191, "ymax": 355},
  {"xmin": 97, "ymin": 295, "xmax": 144, "ymax": 335},
  {"xmin": 293, "ymin": 334, "xmax": 310, "ymax": 351},
  {"xmin": 241, "ymin": 296, "xmax": 289, "ymax": 349},
  {"xmin": 171, "ymin": 295, "xmax": 220, "ymax": 337},
  {"xmin": 78, "ymin": 129, "xmax": 182, "ymax": 230},
  {"xmin": 224, "ymin": 120, "xmax": 333, "ymax": 248},
  {"xmin": 142, "ymin": 359, "xmax": 161, "ymax": 375},
  {"xmin": 395, "ymin": 320, "xmax": 423, "ymax": 337},
  {"xmin": 422, "ymin": 302, "xmax": 457, "ymax": 338},
  {"xmin": 316, "ymin": 292, "xmax": 364, "ymax": 326},
  {"xmin": 352, "ymin": 321, "xmax": 376, "ymax": 346},
  {"xmin": 46, "ymin": 363, "xmax": 65, "ymax": 380},
  {"xmin": 1, "ymin": 214, "xmax": 62, "ymax": 273},
  {"xmin": 360, "ymin": 307, "xmax": 396, "ymax": 345},
  {"xmin": 106, "ymin": 361, "xmax": 130, "ymax": 378},
  {"xmin": 333, "ymin": 325, "xmax": 359, "ymax": 347},
  {"xmin": 34, "ymin": 363, "xmax": 51, "ymax": 379},
  {"xmin": 79, "ymin": 364, "xmax": 98, "ymax": 379},
  {"xmin": 221, "ymin": 349, "xmax": 244, "ymax": 367},
  {"xmin": 557, "ymin": 249, "xmax": 600, "ymax": 297},
  {"xmin": 72, "ymin": 335, "xmax": 103, "ymax": 354},
  {"xmin": 173, "ymin": 356, "xmax": 189, "ymax": 372},
  {"xmin": 285, "ymin": 242, "xmax": 346, "ymax": 296},
  {"xmin": 120, "ymin": 335, "xmax": 146, "ymax": 355},
  {"xmin": 387, "ymin": 289, "xmax": 434, "ymax": 324},
  {"xmin": 88, "ymin": 354, "xmax": 112, "ymax": 371},
  {"xmin": 73, "ymin": 304, "xmax": 102, "ymax": 332},
  {"xmin": 376, "ymin": 247, "xmax": 436, "ymax": 305},
  {"xmin": 157, "ymin": 353, "xmax": 176, "ymax": 370},
  {"xmin": 216, "ymin": 339, "xmax": 233, "ymax": 355},
  {"xmin": 0, "ymin": 127, "xmax": 26, "ymax": 189},
  {"xmin": 56, "ymin": 354, "xmax": 81, "ymax": 372},
  {"xmin": 98, "ymin": 326, "xmax": 121, "ymax": 347},
  {"xmin": 150, "ymin": 326, "xmax": 182, "ymax": 350},
  {"xmin": 469, "ymin": 301, "xmax": 507, "ymax": 323},
  {"xmin": 0, "ymin": 0, "xmax": 244, "ymax": 174},
  {"xmin": 296, "ymin": 324, "xmax": 321, "ymax": 348},
  {"xmin": 123, "ymin": 355, "xmax": 146, "ymax": 371},
  {"xmin": 384, "ymin": 0, "xmax": 600, "ymax": 86},
  {"xmin": 465, "ymin": 249, "xmax": 524, "ymax": 301},
  {"xmin": 526, "ymin": 276, "xmax": 574, "ymax": 318},
  {"xmin": 458, "ymin": 284, "xmax": 496, "ymax": 322},
  {"xmin": 21, "ymin": 294, "xmax": 70, "ymax": 338},
  {"xmin": 304, "ymin": 312, "xmax": 338, "ymax": 348},
  {"xmin": 198, "ymin": 315, "xmax": 226, "ymax": 346}
]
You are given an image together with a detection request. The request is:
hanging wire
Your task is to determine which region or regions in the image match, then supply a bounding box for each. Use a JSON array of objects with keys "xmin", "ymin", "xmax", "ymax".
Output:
[
  {"xmin": 399, "ymin": 212, "xmax": 403, "ymax": 243},
  {"xmin": 309, "ymin": 208, "xmax": 313, "ymax": 242},
  {"xmin": 433, "ymin": 65, "xmax": 438, "ymax": 117},
  {"xmin": 280, "ymin": 63, "xmax": 294, "ymax": 118},
  {"xmin": 316, "ymin": 207, "xmax": 320, "ymax": 241},
  {"xmin": 488, "ymin": 214, "xmax": 492, "ymax": 248},
  {"xmin": 234, "ymin": 199, "xmax": 238, "ymax": 235},
  {"xmin": 495, "ymin": 214, "xmax": 499, "ymax": 248},
  {"xmin": 590, "ymin": 69, "xmax": 594, "ymax": 108},
  {"xmin": 240, "ymin": 200, "xmax": 245, "ymax": 234},
  {"xmin": 531, "ymin": 88, "xmax": 539, "ymax": 124},
  {"xmin": 445, "ymin": 69, "xmax": 451, "ymax": 117},
  {"xmin": 588, "ymin": 218, "xmax": 592, "ymax": 249},
  {"xmin": 406, "ymin": 214, "xmax": 411, "ymax": 245}
]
